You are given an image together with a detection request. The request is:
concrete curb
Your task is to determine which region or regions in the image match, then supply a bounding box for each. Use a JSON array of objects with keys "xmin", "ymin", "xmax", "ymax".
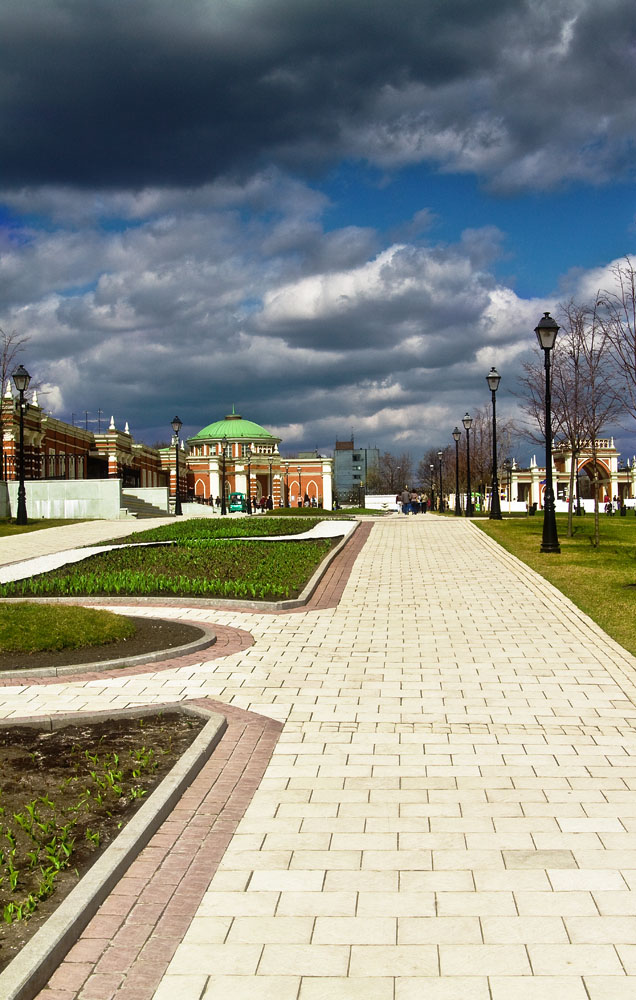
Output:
[
  {"xmin": 0, "ymin": 701, "xmax": 227, "ymax": 1000},
  {"xmin": 0, "ymin": 620, "xmax": 217, "ymax": 680}
]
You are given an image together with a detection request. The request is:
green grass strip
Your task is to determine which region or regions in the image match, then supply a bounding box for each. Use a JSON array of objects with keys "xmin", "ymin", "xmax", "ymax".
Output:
[
  {"xmin": 0, "ymin": 605, "xmax": 135, "ymax": 653},
  {"xmin": 108, "ymin": 516, "xmax": 336, "ymax": 545},
  {"xmin": 476, "ymin": 513, "xmax": 636, "ymax": 657}
]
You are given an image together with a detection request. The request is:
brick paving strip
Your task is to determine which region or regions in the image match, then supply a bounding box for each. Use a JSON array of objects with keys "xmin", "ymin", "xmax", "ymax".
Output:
[{"xmin": 33, "ymin": 699, "xmax": 283, "ymax": 1000}]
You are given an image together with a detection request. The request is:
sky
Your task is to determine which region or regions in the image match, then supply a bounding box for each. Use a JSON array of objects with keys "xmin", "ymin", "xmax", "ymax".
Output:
[{"xmin": 2, "ymin": 0, "xmax": 636, "ymax": 465}]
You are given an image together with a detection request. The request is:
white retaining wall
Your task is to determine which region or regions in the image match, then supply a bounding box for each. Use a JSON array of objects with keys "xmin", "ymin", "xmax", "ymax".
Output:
[{"xmin": 5, "ymin": 479, "xmax": 124, "ymax": 520}]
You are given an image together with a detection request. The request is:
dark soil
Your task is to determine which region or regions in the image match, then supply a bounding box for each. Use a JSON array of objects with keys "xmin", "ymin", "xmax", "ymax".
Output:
[
  {"xmin": 0, "ymin": 616, "xmax": 205, "ymax": 671},
  {"xmin": 0, "ymin": 712, "xmax": 207, "ymax": 973}
]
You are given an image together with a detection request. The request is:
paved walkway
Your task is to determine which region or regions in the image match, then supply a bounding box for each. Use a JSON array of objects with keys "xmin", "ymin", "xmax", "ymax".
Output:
[{"xmin": 3, "ymin": 515, "xmax": 636, "ymax": 998}]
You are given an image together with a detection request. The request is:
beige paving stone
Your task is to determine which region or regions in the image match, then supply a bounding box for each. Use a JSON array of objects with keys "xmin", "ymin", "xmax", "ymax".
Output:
[
  {"xmin": 548, "ymin": 869, "xmax": 628, "ymax": 891},
  {"xmin": 299, "ymin": 977, "xmax": 394, "ymax": 1000},
  {"xmin": 227, "ymin": 916, "xmax": 314, "ymax": 943},
  {"xmin": 396, "ymin": 978, "xmax": 490, "ymax": 1000},
  {"xmin": 593, "ymin": 891, "xmax": 636, "ymax": 915},
  {"xmin": 153, "ymin": 974, "xmax": 209, "ymax": 1000},
  {"xmin": 277, "ymin": 891, "xmax": 357, "ymax": 916},
  {"xmin": 348, "ymin": 944, "xmax": 438, "ymax": 977},
  {"xmin": 615, "ymin": 944, "xmax": 636, "ymax": 973},
  {"xmin": 258, "ymin": 944, "xmax": 350, "ymax": 977},
  {"xmin": 198, "ymin": 891, "xmax": 279, "ymax": 916},
  {"xmin": 313, "ymin": 916, "xmax": 396, "ymax": 944},
  {"xmin": 436, "ymin": 892, "xmax": 516, "ymax": 916},
  {"xmin": 584, "ymin": 976, "xmax": 636, "ymax": 998},
  {"xmin": 481, "ymin": 915, "xmax": 567, "ymax": 943},
  {"xmin": 167, "ymin": 942, "xmax": 263, "ymax": 976},
  {"xmin": 528, "ymin": 944, "xmax": 624, "ymax": 975},
  {"xmin": 398, "ymin": 916, "xmax": 481, "ymax": 944},
  {"xmin": 202, "ymin": 976, "xmax": 302, "ymax": 1000},
  {"xmin": 489, "ymin": 977, "xmax": 588, "ymax": 999},
  {"xmin": 439, "ymin": 944, "xmax": 531, "ymax": 976}
]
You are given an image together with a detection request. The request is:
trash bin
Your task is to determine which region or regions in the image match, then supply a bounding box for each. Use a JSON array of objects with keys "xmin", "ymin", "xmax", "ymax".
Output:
[
  {"xmin": 529, "ymin": 502, "xmax": 537, "ymax": 516},
  {"xmin": 621, "ymin": 505, "xmax": 627, "ymax": 516}
]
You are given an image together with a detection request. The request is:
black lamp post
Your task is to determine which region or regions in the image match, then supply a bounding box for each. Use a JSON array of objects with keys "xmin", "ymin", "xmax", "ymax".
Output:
[
  {"xmin": 221, "ymin": 436, "xmax": 228, "ymax": 515},
  {"xmin": 452, "ymin": 427, "xmax": 461, "ymax": 515},
  {"xmin": 429, "ymin": 463, "xmax": 435, "ymax": 510},
  {"xmin": 486, "ymin": 367, "xmax": 502, "ymax": 520},
  {"xmin": 267, "ymin": 455, "xmax": 273, "ymax": 504},
  {"xmin": 247, "ymin": 446, "xmax": 253, "ymax": 514},
  {"xmin": 297, "ymin": 465, "xmax": 302, "ymax": 507},
  {"xmin": 437, "ymin": 450, "xmax": 443, "ymax": 512},
  {"xmin": 535, "ymin": 311, "xmax": 561, "ymax": 553},
  {"xmin": 171, "ymin": 415, "xmax": 183, "ymax": 516},
  {"xmin": 12, "ymin": 364, "xmax": 31, "ymax": 525},
  {"xmin": 463, "ymin": 412, "xmax": 473, "ymax": 516},
  {"xmin": 285, "ymin": 462, "xmax": 290, "ymax": 507}
]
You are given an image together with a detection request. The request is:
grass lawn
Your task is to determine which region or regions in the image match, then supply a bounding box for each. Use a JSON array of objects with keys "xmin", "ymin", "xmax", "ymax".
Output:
[
  {"xmin": 476, "ymin": 513, "xmax": 636, "ymax": 657},
  {"xmin": 0, "ymin": 519, "xmax": 84, "ymax": 537},
  {"xmin": 0, "ymin": 604, "xmax": 135, "ymax": 653}
]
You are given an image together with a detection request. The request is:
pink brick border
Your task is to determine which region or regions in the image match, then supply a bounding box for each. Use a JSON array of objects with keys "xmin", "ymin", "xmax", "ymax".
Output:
[{"xmin": 33, "ymin": 698, "xmax": 283, "ymax": 1000}]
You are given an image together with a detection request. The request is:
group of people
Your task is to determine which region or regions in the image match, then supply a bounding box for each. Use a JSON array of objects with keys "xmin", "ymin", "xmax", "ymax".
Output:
[{"xmin": 397, "ymin": 488, "xmax": 431, "ymax": 514}]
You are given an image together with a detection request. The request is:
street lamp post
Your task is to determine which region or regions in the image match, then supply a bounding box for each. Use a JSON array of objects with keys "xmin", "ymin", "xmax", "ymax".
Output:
[
  {"xmin": 171, "ymin": 415, "xmax": 183, "ymax": 516},
  {"xmin": 452, "ymin": 427, "xmax": 461, "ymax": 516},
  {"xmin": 437, "ymin": 450, "xmax": 443, "ymax": 512},
  {"xmin": 247, "ymin": 446, "xmax": 253, "ymax": 514},
  {"xmin": 429, "ymin": 463, "xmax": 435, "ymax": 510},
  {"xmin": 267, "ymin": 455, "xmax": 273, "ymax": 504},
  {"xmin": 285, "ymin": 462, "xmax": 290, "ymax": 507},
  {"xmin": 12, "ymin": 364, "xmax": 31, "ymax": 525},
  {"xmin": 535, "ymin": 311, "xmax": 561, "ymax": 553},
  {"xmin": 486, "ymin": 367, "xmax": 502, "ymax": 520},
  {"xmin": 463, "ymin": 412, "xmax": 473, "ymax": 516},
  {"xmin": 221, "ymin": 436, "xmax": 228, "ymax": 515},
  {"xmin": 297, "ymin": 465, "xmax": 302, "ymax": 507}
]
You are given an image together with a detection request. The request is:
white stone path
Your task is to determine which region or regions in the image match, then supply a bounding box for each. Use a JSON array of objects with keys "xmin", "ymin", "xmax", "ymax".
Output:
[{"xmin": 3, "ymin": 515, "xmax": 636, "ymax": 998}]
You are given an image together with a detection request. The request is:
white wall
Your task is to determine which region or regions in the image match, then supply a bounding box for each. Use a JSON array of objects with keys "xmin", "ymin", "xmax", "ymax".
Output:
[{"xmin": 6, "ymin": 479, "xmax": 124, "ymax": 520}]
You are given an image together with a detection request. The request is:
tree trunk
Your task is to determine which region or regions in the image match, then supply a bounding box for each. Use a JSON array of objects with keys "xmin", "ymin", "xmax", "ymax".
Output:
[{"xmin": 567, "ymin": 449, "xmax": 577, "ymax": 537}]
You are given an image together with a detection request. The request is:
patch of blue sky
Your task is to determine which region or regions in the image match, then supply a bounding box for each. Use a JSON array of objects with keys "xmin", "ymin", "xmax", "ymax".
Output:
[
  {"xmin": 98, "ymin": 216, "xmax": 145, "ymax": 233},
  {"xmin": 57, "ymin": 280, "xmax": 98, "ymax": 298},
  {"xmin": 319, "ymin": 162, "xmax": 636, "ymax": 301}
]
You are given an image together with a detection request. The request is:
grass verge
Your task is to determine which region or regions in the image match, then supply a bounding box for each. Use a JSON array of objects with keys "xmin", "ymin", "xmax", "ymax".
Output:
[
  {"xmin": 0, "ymin": 520, "xmax": 85, "ymax": 537},
  {"xmin": 476, "ymin": 513, "xmax": 636, "ymax": 657},
  {"xmin": 0, "ymin": 605, "xmax": 135, "ymax": 653}
]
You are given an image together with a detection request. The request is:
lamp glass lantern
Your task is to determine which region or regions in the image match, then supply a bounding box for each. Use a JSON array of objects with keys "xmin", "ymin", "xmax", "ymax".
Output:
[{"xmin": 535, "ymin": 312, "xmax": 559, "ymax": 351}]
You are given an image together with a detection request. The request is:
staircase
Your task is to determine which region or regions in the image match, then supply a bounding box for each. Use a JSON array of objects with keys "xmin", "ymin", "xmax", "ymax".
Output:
[{"xmin": 120, "ymin": 493, "xmax": 169, "ymax": 519}]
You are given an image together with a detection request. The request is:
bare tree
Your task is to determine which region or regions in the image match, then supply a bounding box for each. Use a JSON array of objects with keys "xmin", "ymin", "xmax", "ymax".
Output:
[
  {"xmin": 598, "ymin": 255, "xmax": 636, "ymax": 420},
  {"xmin": 581, "ymin": 303, "xmax": 623, "ymax": 546},
  {"xmin": 365, "ymin": 451, "xmax": 413, "ymax": 494},
  {"xmin": 551, "ymin": 301, "xmax": 591, "ymax": 537}
]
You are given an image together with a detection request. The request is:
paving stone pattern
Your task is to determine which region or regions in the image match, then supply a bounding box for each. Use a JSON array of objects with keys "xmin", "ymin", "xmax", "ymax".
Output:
[{"xmin": 2, "ymin": 515, "xmax": 636, "ymax": 997}]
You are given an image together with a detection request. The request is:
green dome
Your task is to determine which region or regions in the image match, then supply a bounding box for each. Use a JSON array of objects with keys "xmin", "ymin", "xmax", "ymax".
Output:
[{"xmin": 191, "ymin": 412, "xmax": 277, "ymax": 441}]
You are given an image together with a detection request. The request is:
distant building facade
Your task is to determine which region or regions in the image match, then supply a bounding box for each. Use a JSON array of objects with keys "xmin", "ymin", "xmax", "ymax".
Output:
[
  {"xmin": 333, "ymin": 439, "xmax": 379, "ymax": 501},
  {"xmin": 506, "ymin": 438, "xmax": 636, "ymax": 508},
  {"xmin": 186, "ymin": 411, "xmax": 333, "ymax": 508},
  {"xmin": 1, "ymin": 388, "xmax": 333, "ymax": 513},
  {"xmin": 1, "ymin": 385, "xmax": 170, "ymax": 489}
]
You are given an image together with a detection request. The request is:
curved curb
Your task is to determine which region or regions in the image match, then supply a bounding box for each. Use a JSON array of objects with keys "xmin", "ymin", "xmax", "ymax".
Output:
[
  {"xmin": 0, "ymin": 701, "xmax": 227, "ymax": 1000},
  {"xmin": 0, "ymin": 621, "xmax": 217, "ymax": 680}
]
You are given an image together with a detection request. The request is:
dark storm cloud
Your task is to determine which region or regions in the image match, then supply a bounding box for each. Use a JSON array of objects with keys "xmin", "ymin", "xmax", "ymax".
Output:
[{"xmin": 2, "ymin": 0, "xmax": 636, "ymax": 190}]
